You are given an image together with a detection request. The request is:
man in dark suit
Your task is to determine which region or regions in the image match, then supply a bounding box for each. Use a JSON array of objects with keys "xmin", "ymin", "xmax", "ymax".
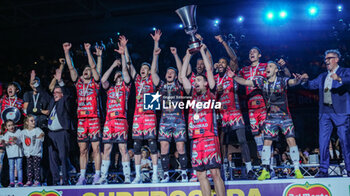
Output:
[
  {"xmin": 47, "ymin": 69, "xmax": 74, "ymax": 185},
  {"xmin": 301, "ymin": 49, "xmax": 350, "ymax": 177}
]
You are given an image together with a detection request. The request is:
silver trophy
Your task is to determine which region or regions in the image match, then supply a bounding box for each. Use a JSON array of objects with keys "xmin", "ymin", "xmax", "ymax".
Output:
[{"xmin": 175, "ymin": 5, "xmax": 201, "ymax": 54}]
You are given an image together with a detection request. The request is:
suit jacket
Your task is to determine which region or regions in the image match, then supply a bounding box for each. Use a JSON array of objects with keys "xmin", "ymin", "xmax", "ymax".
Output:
[
  {"xmin": 302, "ymin": 66, "xmax": 350, "ymax": 115},
  {"xmin": 48, "ymin": 86, "xmax": 75, "ymax": 131}
]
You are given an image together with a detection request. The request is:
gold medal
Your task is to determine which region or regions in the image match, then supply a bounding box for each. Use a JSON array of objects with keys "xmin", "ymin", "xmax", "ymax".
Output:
[
  {"xmin": 33, "ymin": 108, "xmax": 38, "ymax": 112},
  {"xmin": 50, "ymin": 116, "xmax": 55, "ymax": 120},
  {"xmin": 116, "ymin": 98, "xmax": 121, "ymax": 103},
  {"xmin": 136, "ymin": 95, "xmax": 141, "ymax": 100},
  {"xmin": 194, "ymin": 113, "xmax": 200, "ymax": 121}
]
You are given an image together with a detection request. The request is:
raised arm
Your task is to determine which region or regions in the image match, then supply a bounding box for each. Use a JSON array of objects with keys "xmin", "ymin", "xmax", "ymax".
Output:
[
  {"xmin": 23, "ymin": 70, "xmax": 37, "ymax": 112},
  {"xmin": 278, "ymin": 58, "xmax": 291, "ymax": 77},
  {"xmin": 151, "ymin": 48, "xmax": 161, "ymax": 86},
  {"xmin": 84, "ymin": 43, "xmax": 97, "ymax": 71},
  {"xmin": 114, "ymin": 43, "xmax": 131, "ymax": 84},
  {"xmin": 49, "ymin": 58, "xmax": 66, "ymax": 92},
  {"xmin": 300, "ymin": 73, "xmax": 322, "ymax": 90},
  {"xmin": 119, "ymin": 35, "xmax": 136, "ymax": 80},
  {"xmin": 233, "ymin": 76, "xmax": 254, "ymax": 87},
  {"xmin": 150, "ymin": 29, "xmax": 162, "ymax": 52},
  {"xmin": 170, "ymin": 47, "xmax": 183, "ymax": 84},
  {"xmin": 63, "ymin": 42, "xmax": 78, "ymax": 82},
  {"xmin": 94, "ymin": 46, "xmax": 103, "ymax": 75},
  {"xmin": 288, "ymin": 73, "xmax": 302, "ymax": 87},
  {"xmin": 215, "ymin": 35, "xmax": 238, "ymax": 71},
  {"xmin": 150, "ymin": 29, "xmax": 162, "ymax": 86},
  {"xmin": 101, "ymin": 59, "xmax": 120, "ymax": 90},
  {"xmin": 200, "ymin": 44, "xmax": 215, "ymax": 90},
  {"xmin": 181, "ymin": 49, "xmax": 193, "ymax": 95},
  {"xmin": 195, "ymin": 33, "xmax": 213, "ymax": 67}
]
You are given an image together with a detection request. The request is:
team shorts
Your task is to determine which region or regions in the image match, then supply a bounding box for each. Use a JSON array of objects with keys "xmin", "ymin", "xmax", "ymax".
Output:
[
  {"xmin": 77, "ymin": 117, "xmax": 101, "ymax": 142},
  {"xmin": 132, "ymin": 114, "xmax": 157, "ymax": 140},
  {"xmin": 248, "ymin": 107, "xmax": 267, "ymax": 136},
  {"xmin": 218, "ymin": 109, "xmax": 245, "ymax": 131},
  {"xmin": 102, "ymin": 118, "xmax": 128, "ymax": 143},
  {"xmin": 158, "ymin": 113, "xmax": 186, "ymax": 142},
  {"xmin": 264, "ymin": 115, "xmax": 295, "ymax": 140},
  {"xmin": 191, "ymin": 136, "xmax": 222, "ymax": 171}
]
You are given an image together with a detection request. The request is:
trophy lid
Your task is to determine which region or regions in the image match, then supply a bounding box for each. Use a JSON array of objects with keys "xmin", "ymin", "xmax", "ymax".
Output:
[{"xmin": 175, "ymin": 5, "xmax": 198, "ymax": 34}]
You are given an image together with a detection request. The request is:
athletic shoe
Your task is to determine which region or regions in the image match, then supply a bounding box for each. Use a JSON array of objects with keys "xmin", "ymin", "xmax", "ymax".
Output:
[
  {"xmin": 16, "ymin": 182, "xmax": 24, "ymax": 187},
  {"xmin": 97, "ymin": 176, "xmax": 108, "ymax": 185},
  {"xmin": 9, "ymin": 182, "xmax": 15, "ymax": 187},
  {"xmin": 257, "ymin": 169, "xmax": 270, "ymax": 181},
  {"xmin": 181, "ymin": 173, "xmax": 188, "ymax": 182},
  {"xmin": 294, "ymin": 169, "xmax": 304, "ymax": 179},
  {"xmin": 131, "ymin": 176, "xmax": 142, "ymax": 184},
  {"xmin": 124, "ymin": 176, "xmax": 131, "ymax": 184},
  {"xmin": 33, "ymin": 181, "xmax": 41, "ymax": 187},
  {"xmin": 24, "ymin": 181, "xmax": 33, "ymax": 187},
  {"xmin": 189, "ymin": 173, "xmax": 198, "ymax": 182},
  {"xmin": 75, "ymin": 177, "xmax": 86, "ymax": 185},
  {"xmin": 160, "ymin": 174, "xmax": 169, "ymax": 183},
  {"xmin": 92, "ymin": 174, "xmax": 101, "ymax": 185}
]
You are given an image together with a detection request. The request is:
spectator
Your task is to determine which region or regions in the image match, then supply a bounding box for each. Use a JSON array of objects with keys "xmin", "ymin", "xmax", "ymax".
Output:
[
  {"xmin": 47, "ymin": 69, "xmax": 74, "ymax": 185},
  {"xmin": 3, "ymin": 120, "xmax": 24, "ymax": 187}
]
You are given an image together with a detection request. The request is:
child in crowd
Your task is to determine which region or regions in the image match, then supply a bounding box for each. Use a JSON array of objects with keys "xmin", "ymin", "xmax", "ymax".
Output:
[
  {"xmin": 21, "ymin": 115, "xmax": 44, "ymax": 186},
  {"xmin": 3, "ymin": 120, "xmax": 24, "ymax": 187}
]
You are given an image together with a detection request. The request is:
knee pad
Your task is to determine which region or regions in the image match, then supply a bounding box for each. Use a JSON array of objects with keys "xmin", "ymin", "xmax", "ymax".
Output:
[
  {"xmin": 148, "ymin": 139, "xmax": 158, "ymax": 154},
  {"xmin": 179, "ymin": 153, "xmax": 188, "ymax": 169},
  {"xmin": 134, "ymin": 140, "xmax": 142, "ymax": 155},
  {"xmin": 161, "ymin": 154, "xmax": 170, "ymax": 171}
]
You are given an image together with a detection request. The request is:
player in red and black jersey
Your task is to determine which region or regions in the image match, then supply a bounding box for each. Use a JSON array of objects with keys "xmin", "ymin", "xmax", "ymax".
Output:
[
  {"xmin": 151, "ymin": 43, "xmax": 188, "ymax": 183},
  {"xmin": 99, "ymin": 38, "xmax": 132, "ymax": 184},
  {"xmin": 213, "ymin": 35, "xmax": 254, "ymax": 179},
  {"xmin": 63, "ymin": 42, "xmax": 103, "ymax": 185},
  {"xmin": 127, "ymin": 30, "xmax": 161, "ymax": 184},
  {"xmin": 181, "ymin": 44, "xmax": 225, "ymax": 196},
  {"xmin": 234, "ymin": 61, "xmax": 303, "ymax": 180},
  {"xmin": 238, "ymin": 47, "xmax": 290, "ymax": 157}
]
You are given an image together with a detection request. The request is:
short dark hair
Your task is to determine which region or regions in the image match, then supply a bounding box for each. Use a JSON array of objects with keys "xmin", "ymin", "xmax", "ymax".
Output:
[
  {"xmin": 250, "ymin": 46, "xmax": 262, "ymax": 54},
  {"xmin": 166, "ymin": 67, "xmax": 178, "ymax": 75},
  {"xmin": 219, "ymin": 57, "xmax": 229, "ymax": 64},
  {"xmin": 8, "ymin": 82, "xmax": 21, "ymax": 93}
]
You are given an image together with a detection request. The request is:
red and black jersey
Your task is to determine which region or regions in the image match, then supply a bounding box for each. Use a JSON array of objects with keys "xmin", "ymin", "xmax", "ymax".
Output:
[
  {"xmin": 105, "ymin": 82, "xmax": 130, "ymax": 121},
  {"xmin": 75, "ymin": 78, "xmax": 100, "ymax": 118},
  {"xmin": 188, "ymin": 89, "xmax": 218, "ymax": 139},
  {"xmin": 134, "ymin": 74, "xmax": 156, "ymax": 115},
  {"xmin": 214, "ymin": 73, "xmax": 241, "ymax": 112},
  {"xmin": 158, "ymin": 80, "xmax": 184, "ymax": 116},
  {"xmin": 238, "ymin": 63, "xmax": 267, "ymax": 109},
  {"xmin": 253, "ymin": 76, "xmax": 291, "ymax": 117}
]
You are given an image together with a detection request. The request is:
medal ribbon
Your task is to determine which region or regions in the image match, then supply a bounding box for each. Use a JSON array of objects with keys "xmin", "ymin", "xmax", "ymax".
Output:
[
  {"xmin": 248, "ymin": 63, "xmax": 260, "ymax": 80},
  {"xmin": 33, "ymin": 93, "xmax": 40, "ymax": 110},
  {"xmin": 9, "ymin": 97, "xmax": 17, "ymax": 107},
  {"xmin": 265, "ymin": 77, "xmax": 277, "ymax": 108}
]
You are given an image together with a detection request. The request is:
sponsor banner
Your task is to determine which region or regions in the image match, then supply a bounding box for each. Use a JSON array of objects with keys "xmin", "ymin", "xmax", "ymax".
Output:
[{"xmin": 1, "ymin": 178, "xmax": 349, "ymax": 196}]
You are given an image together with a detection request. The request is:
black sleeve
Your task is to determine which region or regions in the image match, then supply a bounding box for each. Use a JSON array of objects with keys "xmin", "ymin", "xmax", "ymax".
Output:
[{"xmin": 23, "ymin": 92, "xmax": 31, "ymax": 103}]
